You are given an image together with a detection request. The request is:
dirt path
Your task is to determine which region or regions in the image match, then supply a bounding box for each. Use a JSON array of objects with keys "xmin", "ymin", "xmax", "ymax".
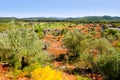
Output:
[{"xmin": 43, "ymin": 34, "xmax": 68, "ymax": 56}]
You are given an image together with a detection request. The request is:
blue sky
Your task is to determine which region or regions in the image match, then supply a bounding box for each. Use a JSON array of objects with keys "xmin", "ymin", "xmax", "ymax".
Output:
[{"xmin": 0, "ymin": 0, "xmax": 120, "ymax": 17}]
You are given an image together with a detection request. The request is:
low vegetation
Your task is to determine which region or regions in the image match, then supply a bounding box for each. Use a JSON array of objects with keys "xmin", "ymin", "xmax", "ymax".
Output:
[{"xmin": 0, "ymin": 18, "xmax": 120, "ymax": 80}]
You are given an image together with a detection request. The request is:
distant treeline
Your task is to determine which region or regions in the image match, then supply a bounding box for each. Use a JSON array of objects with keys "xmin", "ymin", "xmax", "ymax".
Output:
[{"xmin": 0, "ymin": 16, "xmax": 120, "ymax": 23}]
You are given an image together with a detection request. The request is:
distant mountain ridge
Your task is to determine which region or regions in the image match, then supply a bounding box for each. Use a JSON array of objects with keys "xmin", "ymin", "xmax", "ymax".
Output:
[
  {"xmin": 64, "ymin": 16, "xmax": 120, "ymax": 20},
  {"xmin": 0, "ymin": 16, "xmax": 120, "ymax": 22}
]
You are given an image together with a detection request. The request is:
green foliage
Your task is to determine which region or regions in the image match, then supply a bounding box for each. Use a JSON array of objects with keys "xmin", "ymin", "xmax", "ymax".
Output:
[
  {"xmin": 102, "ymin": 28, "xmax": 120, "ymax": 41},
  {"xmin": 79, "ymin": 38, "xmax": 119, "ymax": 80},
  {"xmin": 0, "ymin": 21, "xmax": 25, "ymax": 32},
  {"xmin": 108, "ymin": 29, "xmax": 119, "ymax": 35},
  {"xmin": 52, "ymin": 29, "xmax": 68, "ymax": 36},
  {"xmin": 63, "ymin": 30, "xmax": 91, "ymax": 63},
  {"xmin": 8, "ymin": 69, "xmax": 22, "ymax": 80},
  {"xmin": 34, "ymin": 22, "xmax": 75, "ymax": 29},
  {"xmin": 93, "ymin": 52, "xmax": 120, "ymax": 80},
  {"xmin": 116, "ymin": 42, "xmax": 120, "ymax": 48},
  {"xmin": 91, "ymin": 38, "xmax": 115, "ymax": 54},
  {"xmin": 0, "ymin": 28, "xmax": 52, "ymax": 69},
  {"xmin": 111, "ymin": 23, "xmax": 120, "ymax": 27},
  {"xmin": 1, "ymin": 21, "xmax": 120, "ymax": 80},
  {"xmin": 114, "ymin": 32, "xmax": 120, "ymax": 40},
  {"xmin": 35, "ymin": 25, "xmax": 44, "ymax": 39},
  {"xmin": 76, "ymin": 75, "xmax": 90, "ymax": 80},
  {"xmin": 22, "ymin": 62, "xmax": 42, "ymax": 73},
  {"xmin": 0, "ymin": 22, "xmax": 13, "ymax": 32}
]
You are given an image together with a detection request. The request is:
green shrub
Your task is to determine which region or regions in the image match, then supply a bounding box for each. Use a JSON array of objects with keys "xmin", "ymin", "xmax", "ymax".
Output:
[
  {"xmin": 0, "ymin": 28, "xmax": 52, "ymax": 69},
  {"xmin": 76, "ymin": 75, "xmax": 90, "ymax": 80},
  {"xmin": 35, "ymin": 25, "xmax": 44, "ymax": 39},
  {"xmin": 63, "ymin": 30, "xmax": 91, "ymax": 63},
  {"xmin": 91, "ymin": 38, "xmax": 115, "ymax": 54},
  {"xmin": 93, "ymin": 52, "xmax": 120, "ymax": 80}
]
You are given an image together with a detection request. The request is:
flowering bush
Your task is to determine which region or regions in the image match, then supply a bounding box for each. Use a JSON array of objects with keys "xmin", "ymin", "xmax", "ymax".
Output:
[{"xmin": 32, "ymin": 66, "xmax": 63, "ymax": 80}]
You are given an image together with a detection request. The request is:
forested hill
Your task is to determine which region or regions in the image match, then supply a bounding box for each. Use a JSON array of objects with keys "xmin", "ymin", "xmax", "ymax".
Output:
[
  {"xmin": 0, "ymin": 16, "xmax": 120, "ymax": 22},
  {"xmin": 79, "ymin": 16, "xmax": 120, "ymax": 20},
  {"xmin": 63, "ymin": 16, "xmax": 120, "ymax": 21}
]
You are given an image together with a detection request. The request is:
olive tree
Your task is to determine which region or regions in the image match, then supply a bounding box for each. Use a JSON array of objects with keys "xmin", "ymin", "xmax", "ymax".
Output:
[
  {"xmin": 0, "ymin": 28, "xmax": 52, "ymax": 69},
  {"xmin": 62, "ymin": 30, "xmax": 91, "ymax": 63}
]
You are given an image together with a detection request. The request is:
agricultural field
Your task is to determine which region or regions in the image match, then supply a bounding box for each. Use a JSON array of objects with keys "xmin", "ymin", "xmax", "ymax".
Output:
[{"xmin": 0, "ymin": 19, "xmax": 120, "ymax": 80}]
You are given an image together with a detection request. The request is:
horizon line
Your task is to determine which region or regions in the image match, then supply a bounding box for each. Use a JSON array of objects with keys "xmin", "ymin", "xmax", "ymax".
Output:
[{"xmin": 0, "ymin": 15, "xmax": 120, "ymax": 18}]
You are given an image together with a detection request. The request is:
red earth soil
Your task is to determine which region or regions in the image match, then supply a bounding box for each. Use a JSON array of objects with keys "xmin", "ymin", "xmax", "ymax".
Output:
[{"xmin": 0, "ymin": 25, "xmax": 102, "ymax": 80}]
